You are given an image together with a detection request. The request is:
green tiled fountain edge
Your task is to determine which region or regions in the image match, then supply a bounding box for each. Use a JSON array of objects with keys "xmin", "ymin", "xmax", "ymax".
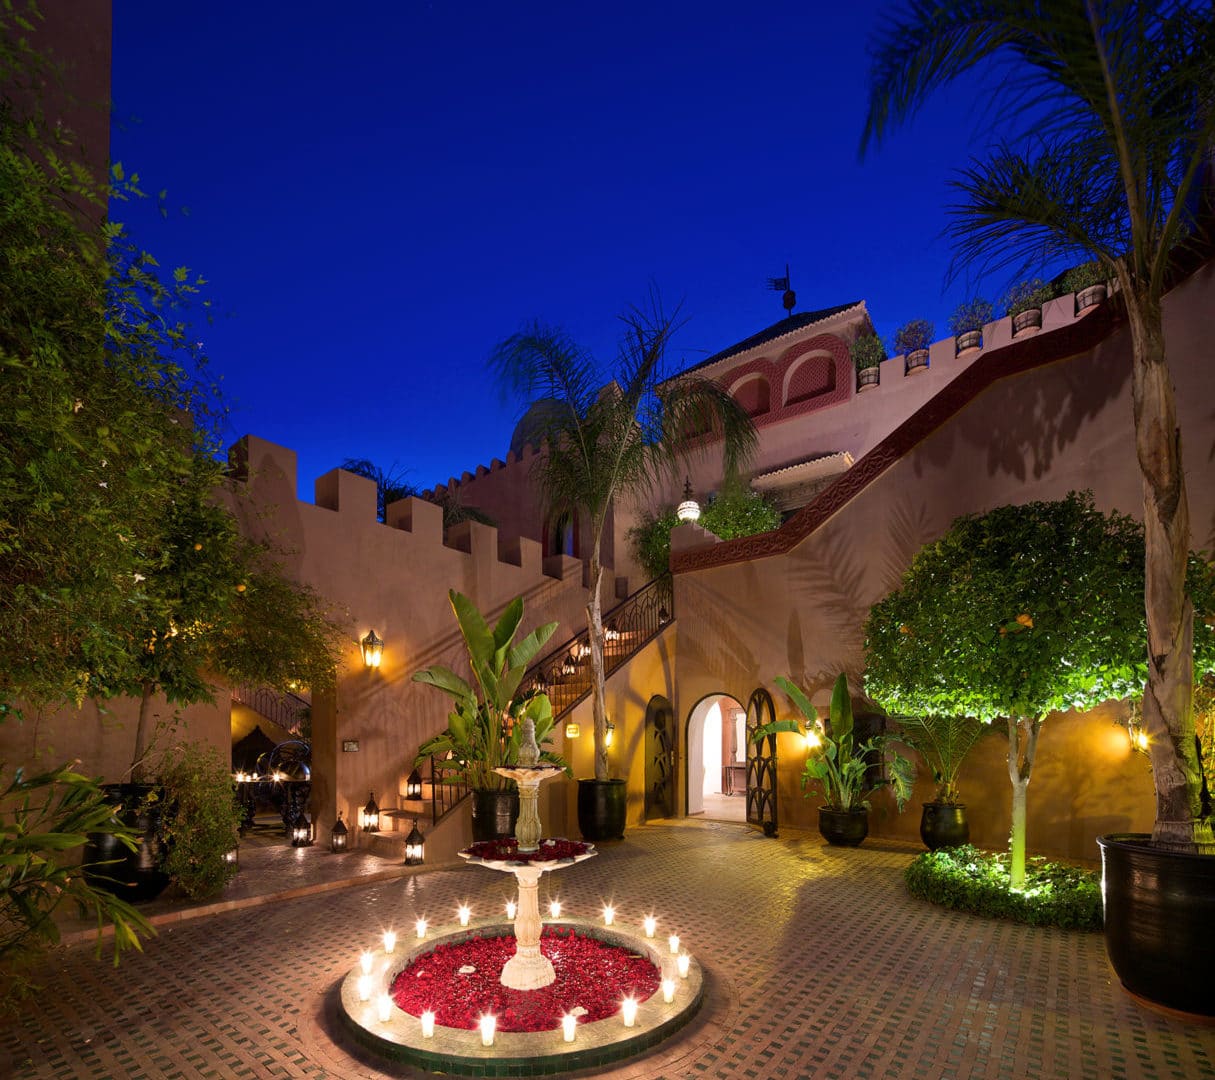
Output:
[{"xmin": 337, "ymin": 918, "xmax": 706, "ymax": 1077}]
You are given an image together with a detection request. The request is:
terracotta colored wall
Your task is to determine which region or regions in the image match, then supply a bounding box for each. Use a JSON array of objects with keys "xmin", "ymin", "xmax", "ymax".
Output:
[{"xmin": 670, "ymin": 262, "xmax": 1215, "ymax": 863}]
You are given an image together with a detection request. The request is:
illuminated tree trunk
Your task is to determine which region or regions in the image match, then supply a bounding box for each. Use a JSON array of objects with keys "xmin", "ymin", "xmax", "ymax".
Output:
[
  {"xmin": 587, "ymin": 540, "xmax": 609, "ymax": 782},
  {"xmin": 1006, "ymin": 716, "xmax": 1041, "ymax": 887},
  {"xmin": 1124, "ymin": 290, "xmax": 1209, "ymax": 851},
  {"xmin": 130, "ymin": 679, "xmax": 156, "ymax": 782}
]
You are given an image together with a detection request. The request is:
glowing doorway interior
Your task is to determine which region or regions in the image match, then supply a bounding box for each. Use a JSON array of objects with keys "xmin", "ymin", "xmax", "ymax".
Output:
[{"xmin": 686, "ymin": 695, "xmax": 746, "ymax": 819}]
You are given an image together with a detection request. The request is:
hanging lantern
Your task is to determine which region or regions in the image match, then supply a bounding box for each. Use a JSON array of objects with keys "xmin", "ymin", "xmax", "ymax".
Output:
[
  {"xmin": 291, "ymin": 810, "xmax": 313, "ymax": 847},
  {"xmin": 331, "ymin": 810, "xmax": 349, "ymax": 853},
  {"xmin": 361, "ymin": 629, "xmax": 384, "ymax": 669},
  {"xmin": 360, "ymin": 791, "xmax": 381, "ymax": 832},
  {"xmin": 405, "ymin": 767, "xmax": 423, "ymax": 800},
  {"xmin": 405, "ymin": 820, "xmax": 426, "ymax": 865},
  {"xmin": 676, "ymin": 477, "xmax": 701, "ymax": 523}
]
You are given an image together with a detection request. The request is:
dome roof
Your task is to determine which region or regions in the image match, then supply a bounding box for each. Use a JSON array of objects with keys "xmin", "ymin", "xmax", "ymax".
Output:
[{"xmin": 509, "ymin": 398, "xmax": 568, "ymax": 455}]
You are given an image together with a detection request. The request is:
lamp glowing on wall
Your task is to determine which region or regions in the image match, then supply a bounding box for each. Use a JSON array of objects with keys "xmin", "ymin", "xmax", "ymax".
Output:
[
  {"xmin": 405, "ymin": 767, "xmax": 423, "ymax": 800},
  {"xmin": 330, "ymin": 811, "xmax": 348, "ymax": 853},
  {"xmin": 676, "ymin": 477, "xmax": 701, "ymax": 523},
  {"xmin": 565, "ymin": 721, "xmax": 581, "ymax": 738},
  {"xmin": 605, "ymin": 720, "xmax": 615, "ymax": 748},
  {"xmin": 361, "ymin": 629, "xmax": 384, "ymax": 669},
  {"xmin": 405, "ymin": 820, "xmax": 426, "ymax": 866},
  {"xmin": 360, "ymin": 791, "xmax": 381, "ymax": 832}
]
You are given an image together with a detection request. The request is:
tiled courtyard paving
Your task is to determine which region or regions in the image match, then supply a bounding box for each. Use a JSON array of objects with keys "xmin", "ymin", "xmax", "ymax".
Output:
[{"xmin": 5, "ymin": 820, "xmax": 1213, "ymax": 1079}]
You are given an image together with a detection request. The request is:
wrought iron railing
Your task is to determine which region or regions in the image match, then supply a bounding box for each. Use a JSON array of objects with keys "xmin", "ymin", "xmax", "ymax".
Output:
[
  {"xmin": 231, "ymin": 685, "xmax": 311, "ymax": 739},
  {"xmin": 419, "ymin": 576, "xmax": 674, "ymax": 828}
]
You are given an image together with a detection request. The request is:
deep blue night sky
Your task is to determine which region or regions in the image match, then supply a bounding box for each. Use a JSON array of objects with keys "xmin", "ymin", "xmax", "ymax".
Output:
[{"xmin": 110, "ymin": 1, "xmax": 1014, "ymax": 499}]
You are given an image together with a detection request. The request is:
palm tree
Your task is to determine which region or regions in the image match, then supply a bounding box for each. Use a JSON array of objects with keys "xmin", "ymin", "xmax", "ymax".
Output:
[
  {"xmin": 863, "ymin": 0, "xmax": 1215, "ymax": 851},
  {"xmin": 492, "ymin": 299, "xmax": 758, "ymax": 782},
  {"xmin": 341, "ymin": 458, "xmax": 497, "ymax": 531}
]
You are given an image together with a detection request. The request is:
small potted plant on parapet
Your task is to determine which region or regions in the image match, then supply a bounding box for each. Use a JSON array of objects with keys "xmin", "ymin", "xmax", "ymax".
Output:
[
  {"xmin": 949, "ymin": 298, "xmax": 994, "ymax": 358},
  {"xmin": 414, "ymin": 591, "xmax": 568, "ymax": 842},
  {"xmin": 893, "ymin": 319, "xmax": 933, "ymax": 375},
  {"xmin": 751, "ymin": 673, "xmax": 914, "ymax": 847},
  {"xmin": 892, "ymin": 714, "xmax": 990, "ymax": 850},
  {"xmin": 850, "ymin": 332, "xmax": 886, "ymax": 392},
  {"xmin": 1060, "ymin": 260, "xmax": 1109, "ymax": 316},
  {"xmin": 1003, "ymin": 279, "xmax": 1054, "ymax": 338}
]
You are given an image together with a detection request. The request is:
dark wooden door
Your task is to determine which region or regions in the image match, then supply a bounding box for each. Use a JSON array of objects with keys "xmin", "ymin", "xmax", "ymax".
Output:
[{"xmin": 745, "ymin": 688, "xmax": 778, "ymax": 836}]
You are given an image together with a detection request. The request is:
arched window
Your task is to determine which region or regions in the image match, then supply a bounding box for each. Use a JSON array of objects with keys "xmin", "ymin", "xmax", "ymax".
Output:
[
  {"xmin": 784, "ymin": 354, "xmax": 836, "ymax": 405},
  {"xmin": 731, "ymin": 375, "xmax": 771, "ymax": 417}
]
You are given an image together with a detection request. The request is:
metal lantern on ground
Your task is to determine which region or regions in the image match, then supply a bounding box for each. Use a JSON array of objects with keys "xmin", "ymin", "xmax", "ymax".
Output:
[
  {"xmin": 405, "ymin": 820, "xmax": 426, "ymax": 865},
  {"xmin": 360, "ymin": 791, "xmax": 381, "ymax": 832},
  {"xmin": 291, "ymin": 811, "xmax": 313, "ymax": 847},
  {"xmin": 361, "ymin": 629, "xmax": 384, "ymax": 669},
  {"xmin": 676, "ymin": 478, "xmax": 701, "ymax": 523},
  {"xmin": 331, "ymin": 811, "xmax": 349, "ymax": 853},
  {"xmin": 405, "ymin": 768, "xmax": 423, "ymax": 800}
]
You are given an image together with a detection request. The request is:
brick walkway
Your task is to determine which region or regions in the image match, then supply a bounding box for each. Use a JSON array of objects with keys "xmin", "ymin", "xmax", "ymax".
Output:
[{"xmin": 5, "ymin": 820, "xmax": 1214, "ymax": 1079}]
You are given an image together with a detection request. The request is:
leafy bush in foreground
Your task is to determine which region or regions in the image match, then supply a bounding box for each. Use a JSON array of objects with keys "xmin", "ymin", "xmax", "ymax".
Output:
[{"xmin": 905, "ymin": 845, "xmax": 1102, "ymax": 930}]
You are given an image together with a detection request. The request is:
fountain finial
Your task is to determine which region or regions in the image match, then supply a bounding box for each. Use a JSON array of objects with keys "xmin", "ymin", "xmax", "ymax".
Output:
[{"xmin": 518, "ymin": 714, "xmax": 540, "ymax": 767}]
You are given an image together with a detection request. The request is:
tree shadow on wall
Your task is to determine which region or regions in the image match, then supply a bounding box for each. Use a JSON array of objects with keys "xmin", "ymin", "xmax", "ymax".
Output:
[
  {"xmin": 677, "ymin": 572, "xmax": 762, "ymax": 691},
  {"xmin": 915, "ymin": 341, "xmax": 1131, "ymax": 484}
]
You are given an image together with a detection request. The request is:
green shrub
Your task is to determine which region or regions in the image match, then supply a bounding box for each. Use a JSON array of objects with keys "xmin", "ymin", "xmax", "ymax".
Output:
[
  {"xmin": 157, "ymin": 744, "xmax": 244, "ymax": 900},
  {"xmin": 949, "ymin": 298, "xmax": 994, "ymax": 335},
  {"xmin": 1059, "ymin": 260, "xmax": 1108, "ymax": 293},
  {"xmin": 1003, "ymin": 278, "xmax": 1054, "ymax": 317},
  {"xmin": 629, "ymin": 486, "xmax": 782, "ymax": 580},
  {"xmin": 850, "ymin": 333, "xmax": 886, "ymax": 370},
  {"xmin": 893, "ymin": 319, "xmax": 933, "ymax": 355},
  {"xmin": 904, "ymin": 845, "xmax": 1102, "ymax": 930}
]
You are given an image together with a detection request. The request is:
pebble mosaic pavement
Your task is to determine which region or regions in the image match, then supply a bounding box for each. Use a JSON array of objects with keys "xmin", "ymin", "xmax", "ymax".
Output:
[{"xmin": 4, "ymin": 819, "xmax": 1214, "ymax": 1079}]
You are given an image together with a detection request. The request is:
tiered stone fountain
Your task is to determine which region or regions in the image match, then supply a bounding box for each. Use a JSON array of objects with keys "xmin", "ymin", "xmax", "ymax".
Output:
[{"xmin": 338, "ymin": 718, "xmax": 704, "ymax": 1076}]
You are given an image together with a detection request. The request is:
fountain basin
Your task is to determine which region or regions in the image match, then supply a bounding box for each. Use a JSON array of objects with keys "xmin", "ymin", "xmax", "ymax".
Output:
[{"xmin": 337, "ymin": 919, "xmax": 705, "ymax": 1077}]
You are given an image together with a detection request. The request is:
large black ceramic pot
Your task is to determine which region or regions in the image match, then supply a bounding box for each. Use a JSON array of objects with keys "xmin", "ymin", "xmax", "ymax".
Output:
[
  {"xmin": 920, "ymin": 802, "xmax": 969, "ymax": 850},
  {"xmin": 470, "ymin": 788, "xmax": 519, "ymax": 842},
  {"xmin": 577, "ymin": 778, "xmax": 626, "ymax": 841},
  {"xmin": 818, "ymin": 807, "xmax": 869, "ymax": 847},
  {"xmin": 82, "ymin": 783, "xmax": 171, "ymax": 903},
  {"xmin": 1097, "ymin": 833, "xmax": 1215, "ymax": 1016}
]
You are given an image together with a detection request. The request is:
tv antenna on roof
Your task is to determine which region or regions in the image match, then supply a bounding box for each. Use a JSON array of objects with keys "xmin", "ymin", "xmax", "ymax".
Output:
[{"xmin": 767, "ymin": 264, "xmax": 796, "ymax": 318}]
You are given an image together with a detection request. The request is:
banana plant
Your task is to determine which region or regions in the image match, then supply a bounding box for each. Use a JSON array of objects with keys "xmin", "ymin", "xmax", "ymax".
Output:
[
  {"xmin": 413, "ymin": 591, "xmax": 567, "ymax": 791},
  {"xmin": 752, "ymin": 673, "xmax": 914, "ymax": 812}
]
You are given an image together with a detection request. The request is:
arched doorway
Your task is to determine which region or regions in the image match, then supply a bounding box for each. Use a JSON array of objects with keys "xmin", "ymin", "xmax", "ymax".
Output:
[{"xmin": 685, "ymin": 693, "xmax": 747, "ymax": 821}]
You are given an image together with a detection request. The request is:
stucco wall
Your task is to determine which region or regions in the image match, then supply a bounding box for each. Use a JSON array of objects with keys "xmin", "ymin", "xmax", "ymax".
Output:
[{"xmin": 670, "ymin": 261, "xmax": 1215, "ymax": 863}]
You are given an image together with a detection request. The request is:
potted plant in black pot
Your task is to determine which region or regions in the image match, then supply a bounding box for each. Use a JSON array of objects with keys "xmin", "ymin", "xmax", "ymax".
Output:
[
  {"xmin": 1003, "ymin": 278, "xmax": 1054, "ymax": 338},
  {"xmin": 949, "ymin": 298, "xmax": 994, "ymax": 358},
  {"xmin": 850, "ymin": 332, "xmax": 886, "ymax": 392},
  {"xmin": 751, "ymin": 673, "xmax": 913, "ymax": 846},
  {"xmin": 893, "ymin": 714, "xmax": 990, "ymax": 849},
  {"xmin": 893, "ymin": 319, "xmax": 933, "ymax": 375},
  {"xmin": 414, "ymin": 590, "xmax": 567, "ymax": 842}
]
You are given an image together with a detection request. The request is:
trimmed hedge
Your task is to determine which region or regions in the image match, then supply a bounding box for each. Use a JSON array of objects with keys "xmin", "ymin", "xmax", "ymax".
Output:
[{"xmin": 905, "ymin": 845, "xmax": 1102, "ymax": 930}]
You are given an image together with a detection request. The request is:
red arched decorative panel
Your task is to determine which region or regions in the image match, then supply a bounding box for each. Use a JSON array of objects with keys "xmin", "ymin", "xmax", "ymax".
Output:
[
  {"xmin": 784, "ymin": 353, "xmax": 836, "ymax": 405},
  {"xmin": 731, "ymin": 373, "xmax": 771, "ymax": 417}
]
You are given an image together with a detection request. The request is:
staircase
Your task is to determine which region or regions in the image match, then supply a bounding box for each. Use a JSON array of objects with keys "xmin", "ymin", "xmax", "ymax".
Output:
[
  {"xmin": 231, "ymin": 684, "xmax": 311, "ymax": 740},
  {"xmin": 385, "ymin": 576, "xmax": 675, "ymax": 839}
]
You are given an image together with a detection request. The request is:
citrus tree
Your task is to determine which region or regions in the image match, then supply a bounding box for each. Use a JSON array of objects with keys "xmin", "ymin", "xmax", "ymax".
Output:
[{"xmin": 864, "ymin": 493, "xmax": 1215, "ymax": 886}]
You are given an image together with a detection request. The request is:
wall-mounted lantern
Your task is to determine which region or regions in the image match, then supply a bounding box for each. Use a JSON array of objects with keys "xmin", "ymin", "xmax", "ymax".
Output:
[
  {"xmin": 676, "ymin": 478, "xmax": 701, "ymax": 523},
  {"xmin": 405, "ymin": 768, "xmax": 423, "ymax": 800},
  {"xmin": 361, "ymin": 629, "xmax": 384, "ymax": 669},
  {"xmin": 405, "ymin": 820, "xmax": 426, "ymax": 865},
  {"xmin": 360, "ymin": 791, "xmax": 381, "ymax": 832},
  {"xmin": 331, "ymin": 811, "xmax": 349, "ymax": 853},
  {"xmin": 565, "ymin": 721, "xmax": 581, "ymax": 739},
  {"xmin": 604, "ymin": 719, "xmax": 616, "ymax": 748}
]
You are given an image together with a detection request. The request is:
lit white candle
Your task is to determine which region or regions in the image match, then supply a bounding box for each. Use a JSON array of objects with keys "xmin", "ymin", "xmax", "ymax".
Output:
[
  {"xmin": 621, "ymin": 996, "xmax": 638, "ymax": 1027},
  {"xmin": 668, "ymin": 934, "xmax": 680, "ymax": 955},
  {"xmin": 677, "ymin": 952, "xmax": 690, "ymax": 979},
  {"xmin": 415, "ymin": 917, "xmax": 427, "ymax": 939},
  {"xmin": 602, "ymin": 904, "xmax": 615, "ymax": 926},
  {"xmin": 360, "ymin": 951, "xmax": 374, "ymax": 975},
  {"xmin": 662, "ymin": 978, "xmax": 676, "ymax": 1003},
  {"xmin": 457, "ymin": 904, "xmax": 471, "ymax": 927},
  {"xmin": 562, "ymin": 1013, "xmax": 577, "ymax": 1042},
  {"xmin": 357, "ymin": 975, "xmax": 372, "ymax": 1002},
  {"xmin": 382, "ymin": 930, "xmax": 397, "ymax": 954},
  {"xmin": 480, "ymin": 1013, "xmax": 496, "ymax": 1046},
  {"xmin": 420, "ymin": 1010, "xmax": 435, "ymax": 1038},
  {"xmin": 549, "ymin": 899, "xmax": 562, "ymax": 918},
  {"xmin": 643, "ymin": 915, "xmax": 657, "ymax": 938},
  {"xmin": 377, "ymin": 994, "xmax": 393, "ymax": 1022},
  {"xmin": 506, "ymin": 899, "xmax": 517, "ymax": 919}
]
